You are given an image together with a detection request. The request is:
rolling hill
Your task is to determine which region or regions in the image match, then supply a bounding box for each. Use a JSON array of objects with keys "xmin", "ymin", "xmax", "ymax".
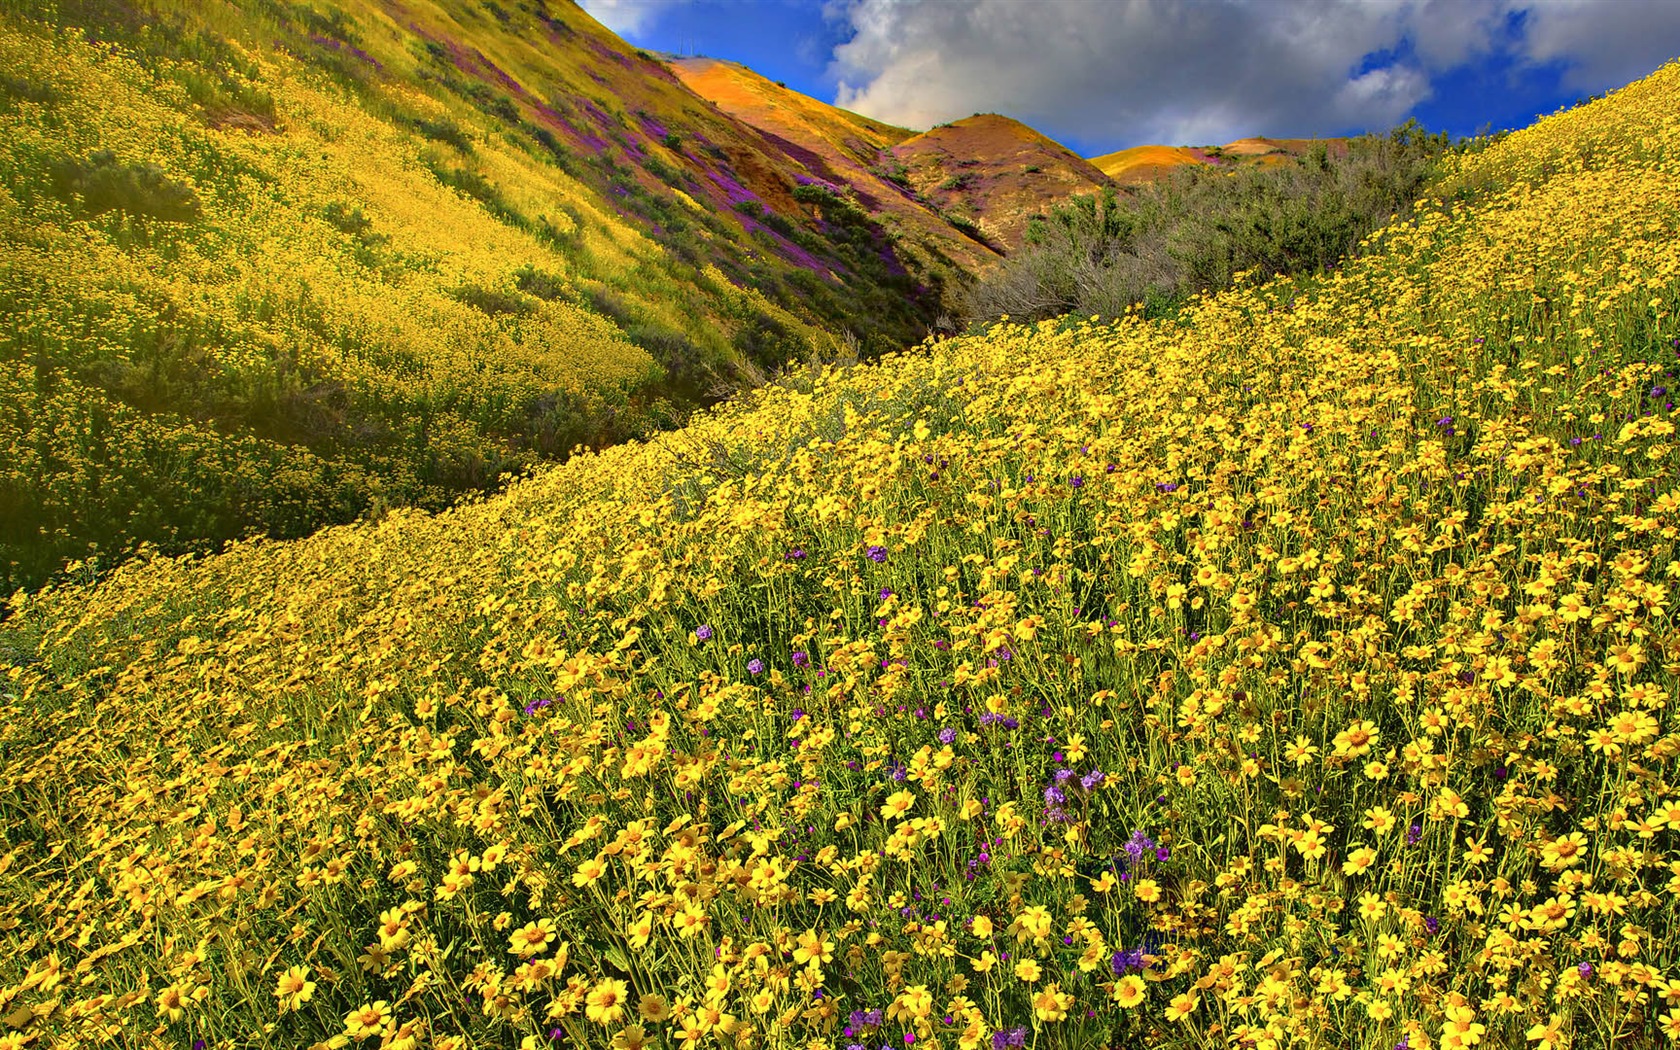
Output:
[
  {"xmin": 0, "ymin": 0, "xmax": 1441, "ymax": 603},
  {"xmin": 0, "ymin": 0, "xmax": 959, "ymax": 592},
  {"xmin": 1090, "ymin": 136, "xmax": 1349, "ymax": 183},
  {"xmin": 670, "ymin": 56, "xmax": 1002, "ymax": 274},
  {"xmin": 3, "ymin": 44, "xmax": 1679, "ymax": 1050},
  {"xmin": 890, "ymin": 114, "xmax": 1116, "ymax": 250}
]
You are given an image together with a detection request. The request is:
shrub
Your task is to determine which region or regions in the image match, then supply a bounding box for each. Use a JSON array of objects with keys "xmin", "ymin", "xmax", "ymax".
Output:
[
  {"xmin": 48, "ymin": 150, "xmax": 201, "ymax": 222},
  {"xmin": 512, "ymin": 264, "xmax": 568, "ymax": 301},
  {"xmin": 966, "ymin": 120, "xmax": 1453, "ymax": 323},
  {"xmin": 449, "ymin": 284, "xmax": 534, "ymax": 317},
  {"xmin": 407, "ymin": 115, "xmax": 474, "ymax": 152}
]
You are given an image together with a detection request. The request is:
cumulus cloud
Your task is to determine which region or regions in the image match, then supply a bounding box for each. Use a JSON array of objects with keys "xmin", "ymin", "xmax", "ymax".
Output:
[
  {"xmin": 577, "ymin": 0, "xmax": 682, "ymax": 37},
  {"xmin": 823, "ymin": 0, "xmax": 1680, "ymax": 148},
  {"xmin": 1518, "ymin": 0, "xmax": 1680, "ymax": 91}
]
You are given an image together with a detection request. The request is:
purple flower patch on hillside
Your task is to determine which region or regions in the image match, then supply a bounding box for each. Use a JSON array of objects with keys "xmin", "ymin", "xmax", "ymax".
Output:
[
  {"xmin": 735, "ymin": 215, "xmax": 832, "ymax": 276},
  {"xmin": 586, "ymin": 37, "xmax": 634, "ymax": 69},
  {"xmin": 577, "ymin": 97, "xmax": 617, "ymax": 134},
  {"xmin": 535, "ymin": 100, "xmax": 608, "ymax": 152},
  {"xmin": 875, "ymin": 235, "xmax": 908, "ymax": 277},
  {"xmin": 707, "ymin": 170, "xmax": 757, "ymax": 206},
  {"xmin": 638, "ymin": 114, "xmax": 669, "ymax": 141},
  {"xmin": 308, "ymin": 34, "xmax": 381, "ymax": 70}
]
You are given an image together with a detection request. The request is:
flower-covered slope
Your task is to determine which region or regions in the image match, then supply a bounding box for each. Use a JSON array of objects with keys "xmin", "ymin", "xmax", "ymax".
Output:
[
  {"xmin": 3, "ymin": 57, "xmax": 1680, "ymax": 1050},
  {"xmin": 0, "ymin": 0, "xmax": 943, "ymax": 592}
]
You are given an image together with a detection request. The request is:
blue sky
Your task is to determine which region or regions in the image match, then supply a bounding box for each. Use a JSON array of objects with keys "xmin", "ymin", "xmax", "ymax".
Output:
[{"xmin": 580, "ymin": 0, "xmax": 1680, "ymax": 157}]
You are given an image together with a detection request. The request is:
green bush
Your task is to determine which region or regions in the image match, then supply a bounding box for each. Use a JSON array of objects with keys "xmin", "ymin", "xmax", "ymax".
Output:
[
  {"xmin": 966, "ymin": 120, "xmax": 1454, "ymax": 322},
  {"xmin": 49, "ymin": 150, "xmax": 201, "ymax": 222}
]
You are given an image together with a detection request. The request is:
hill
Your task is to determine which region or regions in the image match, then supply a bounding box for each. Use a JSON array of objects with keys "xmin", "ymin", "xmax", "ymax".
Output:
[
  {"xmin": 1091, "ymin": 136, "xmax": 1349, "ymax": 183},
  {"xmin": 4, "ymin": 49, "xmax": 1679, "ymax": 1050},
  {"xmin": 0, "ymin": 0, "xmax": 951, "ymax": 593},
  {"xmin": 670, "ymin": 57, "xmax": 1001, "ymax": 274},
  {"xmin": 892, "ymin": 114, "xmax": 1116, "ymax": 249},
  {"xmin": 971, "ymin": 124, "xmax": 1448, "ymax": 323}
]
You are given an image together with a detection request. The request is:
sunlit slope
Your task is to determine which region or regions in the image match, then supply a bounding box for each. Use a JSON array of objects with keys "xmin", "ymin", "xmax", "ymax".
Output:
[
  {"xmin": 669, "ymin": 57, "xmax": 914, "ymax": 148},
  {"xmin": 0, "ymin": 0, "xmax": 944, "ymax": 591},
  {"xmin": 671, "ymin": 56, "xmax": 1001, "ymax": 274},
  {"xmin": 1091, "ymin": 137, "xmax": 1349, "ymax": 183},
  {"xmin": 4, "ymin": 59, "xmax": 1680, "ymax": 1050},
  {"xmin": 1088, "ymin": 143, "xmax": 1204, "ymax": 182},
  {"xmin": 893, "ymin": 114, "xmax": 1116, "ymax": 249}
]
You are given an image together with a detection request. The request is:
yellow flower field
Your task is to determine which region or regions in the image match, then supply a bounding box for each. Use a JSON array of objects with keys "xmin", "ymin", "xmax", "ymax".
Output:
[
  {"xmin": 0, "ymin": 0, "xmax": 845, "ymax": 593},
  {"xmin": 3, "ymin": 53, "xmax": 1680, "ymax": 1050}
]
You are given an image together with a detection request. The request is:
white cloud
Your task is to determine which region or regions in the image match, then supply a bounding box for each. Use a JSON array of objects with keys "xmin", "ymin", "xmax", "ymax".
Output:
[
  {"xmin": 1517, "ymin": 0, "xmax": 1680, "ymax": 92},
  {"xmin": 822, "ymin": 0, "xmax": 1680, "ymax": 149},
  {"xmin": 576, "ymin": 0, "xmax": 683, "ymax": 37}
]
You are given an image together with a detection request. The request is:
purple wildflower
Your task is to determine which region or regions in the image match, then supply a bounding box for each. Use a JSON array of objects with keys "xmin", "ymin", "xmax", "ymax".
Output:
[
  {"xmin": 1122, "ymin": 829, "xmax": 1156, "ymax": 864},
  {"xmin": 747, "ymin": 658, "xmax": 764, "ymax": 675},
  {"xmin": 1111, "ymin": 947, "xmax": 1148, "ymax": 974},
  {"xmin": 694, "ymin": 624, "xmax": 714, "ymax": 642},
  {"xmin": 866, "ymin": 545, "xmax": 888, "ymax": 563}
]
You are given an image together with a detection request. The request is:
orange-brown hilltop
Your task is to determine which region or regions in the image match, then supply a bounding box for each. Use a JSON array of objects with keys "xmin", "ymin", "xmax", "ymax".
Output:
[
  {"xmin": 891, "ymin": 113, "xmax": 1115, "ymax": 250},
  {"xmin": 1091, "ymin": 136, "xmax": 1351, "ymax": 182},
  {"xmin": 670, "ymin": 56, "xmax": 1001, "ymax": 271}
]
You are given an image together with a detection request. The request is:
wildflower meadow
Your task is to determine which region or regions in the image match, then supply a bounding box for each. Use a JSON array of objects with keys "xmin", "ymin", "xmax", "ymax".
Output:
[{"xmin": 4, "ymin": 43, "xmax": 1680, "ymax": 1050}]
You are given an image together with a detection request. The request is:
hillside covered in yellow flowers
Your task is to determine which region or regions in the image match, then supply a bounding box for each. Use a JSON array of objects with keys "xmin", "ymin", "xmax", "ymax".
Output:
[
  {"xmin": 0, "ymin": 0, "xmax": 989, "ymax": 593},
  {"xmin": 3, "ymin": 37, "xmax": 1680, "ymax": 1050}
]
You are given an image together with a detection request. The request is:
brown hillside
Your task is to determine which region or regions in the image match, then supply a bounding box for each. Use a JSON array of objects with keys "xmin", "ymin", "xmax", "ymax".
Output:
[
  {"xmin": 892, "ymin": 114, "xmax": 1115, "ymax": 250},
  {"xmin": 1091, "ymin": 136, "xmax": 1351, "ymax": 182},
  {"xmin": 670, "ymin": 57, "xmax": 1001, "ymax": 274}
]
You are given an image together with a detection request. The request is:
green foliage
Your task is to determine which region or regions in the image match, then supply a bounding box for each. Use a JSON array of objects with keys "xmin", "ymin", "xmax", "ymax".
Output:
[
  {"xmin": 512, "ymin": 264, "xmax": 569, "ymax": 301},
  {"xmin": 48, "ymin": 150, "xmax": 201, "ymax": 222},
  {"xmin": 450, "ymin": 284, "xmax": 535, "ymax": 317},
  {"xmin": 873, "ymin": 161, "xmax": 911, "ymax": 187},
  {"xmin": 406, "ymin": 115, "xmax": 474, "ymax": 153},
  {"xmin": 730, "ymin": 307, "xmax": 806, "ymax": 374},
  {"xmin": 967, "ymin": 120, "xmax": 1454, "ymax": 322}
]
